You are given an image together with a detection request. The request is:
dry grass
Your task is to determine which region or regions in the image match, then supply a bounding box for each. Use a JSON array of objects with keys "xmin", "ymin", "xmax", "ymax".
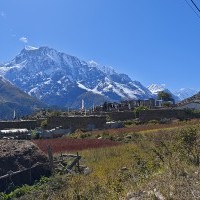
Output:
[{"xmin": 3, "ymin": 122, "xmax": 200, "ymax": 200}]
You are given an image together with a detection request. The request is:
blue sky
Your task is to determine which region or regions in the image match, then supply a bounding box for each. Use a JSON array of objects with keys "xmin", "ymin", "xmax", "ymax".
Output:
[{"xmin": 0, "ymin": 0, "xmax": 200, "ymax": 91}]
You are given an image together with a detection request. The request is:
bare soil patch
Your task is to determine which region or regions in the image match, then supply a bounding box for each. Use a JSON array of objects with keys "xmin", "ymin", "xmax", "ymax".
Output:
[{"xmin": 0, "ymin": 140, "xmax": 48, "ymax": 176}]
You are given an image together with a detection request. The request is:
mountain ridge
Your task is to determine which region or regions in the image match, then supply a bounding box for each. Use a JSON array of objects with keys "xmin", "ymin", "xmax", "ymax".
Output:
[
  {"xmin": 0, "ymin": 46, "xmax": 153, "ymax": 108},
  {"xmin": 0, "ymin": 76, "xmax": 45, "ymax": 119},
  {"xmin": 0, "ymin": 46, "xmax": 197, "ymax": 109}
]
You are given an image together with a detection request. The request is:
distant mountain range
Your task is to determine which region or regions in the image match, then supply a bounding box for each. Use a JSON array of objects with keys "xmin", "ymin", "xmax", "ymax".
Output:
[
  {"xmin": 0, "ymin": 76, "xmax": 44, "ymax": 119},
  {"xmin": 148, "ymin": 84, "xmax": 198, "ymax": 102},
  {"xmin": 174, "ymin": 88, "xmax": 198, "ymax": 101},
  {"xmin": 0, "ymin": 46, "xmax": 153, "ymax": 109},
  {"xmin": 0, "ymin": 46, "xmax": 198, "ymax": 115},
  {"xmin": 177, "ymin": 92, "xmax": 200, "ymax": 106}
]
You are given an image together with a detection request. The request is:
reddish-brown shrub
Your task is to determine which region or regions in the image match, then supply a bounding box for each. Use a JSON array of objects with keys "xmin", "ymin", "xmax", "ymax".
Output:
[{"xmin": 33, "ymin": 138, "xmax": 120, "ymax": 154}]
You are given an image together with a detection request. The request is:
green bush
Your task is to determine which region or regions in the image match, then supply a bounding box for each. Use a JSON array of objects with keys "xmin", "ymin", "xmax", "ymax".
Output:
[
  {"xmin": 134, "ymin": 106, "xmax": 149, "ymax": 118},
  {"xmin": 7, "ymin": 185, "xmax": 31, "ymax": 199},
  {"xmin": 41, "ymin": 119, "xmax": 47, "ymax": 129},
  {"xmin": 179, "ymin": 127, "xmax": 200, "ymax": 165}
]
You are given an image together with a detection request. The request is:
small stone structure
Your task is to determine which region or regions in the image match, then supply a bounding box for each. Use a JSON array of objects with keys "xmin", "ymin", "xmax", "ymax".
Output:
[
  {"xmin": 40, "ymin": 127, "xmax": 71, "ymax": 139},
  {"xmin": 0, "ymin": 129, "xmax": 31, "ymax": 140},
  {"xmin": 47, "ymin": 115, "xmax": 107, "ymax": 131},
  {"xmin": 105, "ymin": 121, "xmax": 124, "ymax": 129}
]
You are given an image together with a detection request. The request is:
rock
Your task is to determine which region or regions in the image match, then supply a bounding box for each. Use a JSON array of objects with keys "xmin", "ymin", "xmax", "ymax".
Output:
[
  {"xmin": 154, "ymin": 191, "xmax": 165, "ymax": 200},
  {"xmin": 83, "ymin": 167, "xmax": 92, "ymax": 175},
  {"xmin": 121, "ymin": 167, "xmax": 128, "ymax": 171},
  {"xmin": 125, "ymin": 135, "xmax": 132, "ymax": 139},
  {"xmin": 126, "ymin": 191, "xmax": 146, "ymax": 200}
]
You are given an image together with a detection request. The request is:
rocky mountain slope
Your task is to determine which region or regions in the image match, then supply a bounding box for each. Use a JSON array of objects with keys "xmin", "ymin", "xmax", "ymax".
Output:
[
  {"xmin": 0, "ymin": 46, "xmax": 153, "ymax": 108},
  {"xmin": 0, "ymin": 76, "xmax": 45, "ymax": 119}
]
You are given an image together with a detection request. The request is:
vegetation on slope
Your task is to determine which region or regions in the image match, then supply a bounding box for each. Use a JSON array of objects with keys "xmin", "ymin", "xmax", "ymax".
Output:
[{"xmin": 1, "ymin": 122, "xmax": 200, "ymax": 199}]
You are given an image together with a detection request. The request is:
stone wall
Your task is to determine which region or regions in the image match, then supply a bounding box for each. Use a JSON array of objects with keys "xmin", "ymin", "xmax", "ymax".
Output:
[
  {"xmin": 47, "ymin": 115, "xmax": 107, "ymax": 131},
  {"xmin": 0, "ymin": 164, "xmax": 50, "ymax": 193},
  {"xmin": 106, "ymin": 111, "xmax": 136, "ymax": 121},
  {"xmin": 0, "ymin": 120, "xmax": 38, "ymax": 130},
  {"xmin": 139, "ymin": 109, "xmax": 190, "ymax": 122}
]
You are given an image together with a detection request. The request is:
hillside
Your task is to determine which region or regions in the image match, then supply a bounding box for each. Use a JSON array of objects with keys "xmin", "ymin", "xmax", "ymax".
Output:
[
  {"xmin": 0, "ymin": 76, "xmax": 45, "ymax": 119},
  {"xmin": 3, "ymin": 120, "xmax": 200, "ymax": 199}
]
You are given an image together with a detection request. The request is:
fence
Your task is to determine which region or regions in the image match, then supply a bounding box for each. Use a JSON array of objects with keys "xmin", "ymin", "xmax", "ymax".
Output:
[
  {"xmin": 0, "ymin": 163, "xmax": 51, "ymax": 193},
  {"xmin": 0, "ymin": 146, "xmax": 82, "ymax": 193}
]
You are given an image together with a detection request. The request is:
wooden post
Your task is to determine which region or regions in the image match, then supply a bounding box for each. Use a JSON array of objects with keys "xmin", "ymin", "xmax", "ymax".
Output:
[
  {"xmin": 77, "ymin": 152, "xmax": 80, "ymax": 173},
  {"xmin": 66, "ymin": 154, "xmax": 81, "ymax": 172},
  {"xmin": 29, "ymin": 147, "xmax": 32, "ymax": 184},
  {"xmin": 47, "ymin": 146, "xmax": 54, "ymax": 174},
  {"xmin": 29, "ymin": 158, "xmax": 32, "ymax": 184},
  {"xmin": 60, "ymin": 152, "xmax": 63, "ymax": 162}
]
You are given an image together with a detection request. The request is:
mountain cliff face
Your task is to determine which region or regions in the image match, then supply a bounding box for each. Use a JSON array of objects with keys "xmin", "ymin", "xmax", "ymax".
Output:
[
  {"xmin": 0, "ymin": 76, "xmax": 44, "ymax": 119},
  {"xmin": 0, "ymin": 46, "xmax": 153, "ymax": 108}
]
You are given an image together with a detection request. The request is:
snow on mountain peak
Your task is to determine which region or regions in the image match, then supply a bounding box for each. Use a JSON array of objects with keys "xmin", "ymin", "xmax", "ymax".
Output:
[
  {"xmin": 88, "ymin": 60, "xmax": 116, "ymax": 75},
  {"xmin": 88, "ymin": 60, "xmax": 98, "ymax": 67},
  {"xmin": 147, "ymin": 84, "xmax": 166, "ymax": 95},
  {"xmin": 147, "ymin": 84, "xmax": 196, "ymax": 102},
  {"xmin": 24, "ymin": 45, "xmax": 39, "ymax": 51},
  {"xmin": 0, "ymin": 46, "xmax": 154, "ymax": 108}
]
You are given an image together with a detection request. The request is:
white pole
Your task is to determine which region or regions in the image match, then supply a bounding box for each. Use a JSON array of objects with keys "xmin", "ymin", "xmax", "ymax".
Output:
[{"xmin": 82, "ymin": 99, "xmax": 84, "ymax": 110}]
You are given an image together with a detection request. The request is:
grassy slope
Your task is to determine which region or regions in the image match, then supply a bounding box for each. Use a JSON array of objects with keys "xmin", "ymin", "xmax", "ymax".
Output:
[{"xmin": 3, "ymin": 120, "xmax": 200, "ymax": 199}]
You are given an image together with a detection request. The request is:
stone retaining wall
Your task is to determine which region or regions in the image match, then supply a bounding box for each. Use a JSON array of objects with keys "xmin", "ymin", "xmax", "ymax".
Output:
[
  {"xmin": 106, "ymin": 111, "xmax": 136, "ymax": 121},
  {"xmin": 139, "ymin": 109, "xmax": 190, "ymax": 122},
  {"xmin": 47, "ymin": 115, "xmax": 107, "ymax": 131}
]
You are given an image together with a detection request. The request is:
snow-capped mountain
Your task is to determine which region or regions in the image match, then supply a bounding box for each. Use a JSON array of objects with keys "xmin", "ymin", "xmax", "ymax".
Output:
[
  {"xmin": 0, "ymin": 46, "xmax": 153, "ymax": 108},
  {"xmin": 174, "ymin": 88, "xmax": 198, "ymax": 101},
  {"xmin": 147, "ymin": 84, "xmax": 167, "ymax": 95},
  {"xmin": 148, "ymin": 84, "xmax": 180, "ymax": 102}
]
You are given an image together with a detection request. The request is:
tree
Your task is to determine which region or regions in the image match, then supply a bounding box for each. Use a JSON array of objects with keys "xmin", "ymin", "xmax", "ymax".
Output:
[
  {"xmin": 134, "ymin": 106, "xmax": 149, "ymax": 118},
  {"xmin": 157, "ymin": 91, "xmax": 173, "ymax": 101}
]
